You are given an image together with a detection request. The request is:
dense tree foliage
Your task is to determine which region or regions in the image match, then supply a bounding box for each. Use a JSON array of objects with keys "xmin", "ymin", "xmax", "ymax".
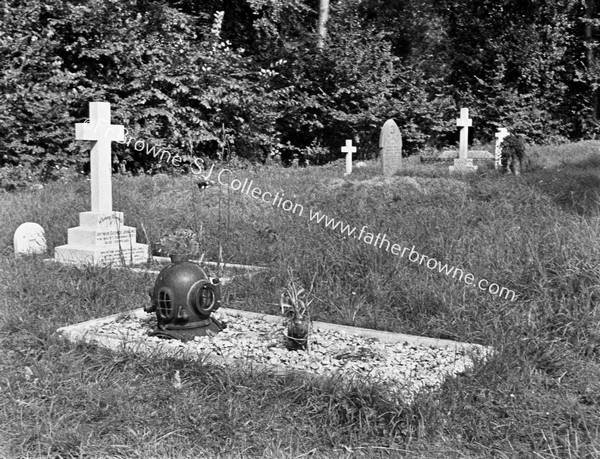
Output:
[{"xmin": 1, "ymin": 0, "xmax": 599, "ymax": 175}]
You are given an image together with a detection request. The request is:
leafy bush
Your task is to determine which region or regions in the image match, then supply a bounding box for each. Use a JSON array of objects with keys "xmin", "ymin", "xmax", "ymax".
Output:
[
  {"xmin": 275, "ymin": 2, "xmax": 456, "ymax": 161},
  {"xmin": 0, "ymin": 2, "xmax": 86, "ymax": 171},
  {"xmin": 0, "ymin": 1, "xmax": 294, "ymax": 174},
  {"xmin": 0, "ymin": 165, "xmax": 36, "ymax": 192},
  {"xmin": 442, "ymin": 0, "xmax": 599, "ymax": 142},
  {"xmin": 2, "ymin": 0, "xmax": 600, "ymax": 175}
]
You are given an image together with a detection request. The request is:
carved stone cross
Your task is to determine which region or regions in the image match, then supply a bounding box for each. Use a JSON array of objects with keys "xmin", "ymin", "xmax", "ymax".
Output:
[
  {"xmin": 341, "ymin": 139, "xmax": 357, "ymax": 175},
  {"xmin": 75, "ymin": 102, "xmax": 124, "ymax": 213},
  {"xmin": 456, "ymin": 108, "xmax": 472, "ymax": 160}
]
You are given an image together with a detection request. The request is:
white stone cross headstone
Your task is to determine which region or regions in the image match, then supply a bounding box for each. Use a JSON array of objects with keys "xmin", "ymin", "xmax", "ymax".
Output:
[
  {"xmin": 449, "ymin": 108, "xmax": 477, "ymax": 173},
  {"xmin": 495, "ymin": 128, "xmax": 510, "ymax": 169},
  {"xmin": 456, "ymin": 108, "xmax": 472, "ymax": 160},
  {"xmin": 75, "ymin": 102, "xmax": 124, "ymax": 213},
  {"xmin": 55, "ymin": 101, "xmax": 148, "ymax": 266},
  {"xmin": 341, "ymin": 139, "xmax": 357, "ymax": 175},
  {"xmin": 14, "ymin": 222, "xmax": 46, "ymax": 256}
]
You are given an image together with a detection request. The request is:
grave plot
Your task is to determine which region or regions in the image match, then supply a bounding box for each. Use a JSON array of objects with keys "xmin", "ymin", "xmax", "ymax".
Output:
[
  {"xmin": 50, "ymin": 100, "xmax": 492, "ymax": 405},
  {"xmin": 56, "ymin": 307, "xmax": 492, "ymax": 403}
]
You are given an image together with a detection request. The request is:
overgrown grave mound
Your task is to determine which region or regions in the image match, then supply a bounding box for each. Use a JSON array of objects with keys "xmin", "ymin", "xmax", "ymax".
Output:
[{"xmin": 328, "ymin": 175, "xmax": 469, "ymax": 197}]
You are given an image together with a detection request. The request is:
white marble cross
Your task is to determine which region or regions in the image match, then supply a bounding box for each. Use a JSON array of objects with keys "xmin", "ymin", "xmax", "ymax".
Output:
[
  {"xmin": 456, "ymin": 108, "xmax": 472, "ymax": 160},
  {"xmin": 495, "ymin": 128, "xmax": 510, "ymax": 169},
  {"xmin": 341, "ymin": 139, "xmax": 357, "ymax": 175},
  {"xmin": 76, "ymin": 102, "xmax": 124, "ymax": 213}
]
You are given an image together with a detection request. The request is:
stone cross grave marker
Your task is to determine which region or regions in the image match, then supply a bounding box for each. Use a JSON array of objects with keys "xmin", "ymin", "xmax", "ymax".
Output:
[
  {"xmin": 495, "ymin": 128, "xmax": 510, "ymax": 169},
  {"xmin": 380, "ymin": 119, "xmax": 402, "ymax": 177},
  {"xmin": 76, "ymin": 102, "xmax": 123, "ymax": 213},
  {"xmin": 54, "ymin": 101, "xmax": 148, "ymax": 266},
  {"xmin": 14, "ymin": 222, "xmax": 46, "ymax": 256},
  {"xmin": 457, "ymin": 108, "xmax": 471, "ymax": 160},
  {"xmin": 341, "ymin": 139, "xmax": 357, "ymax": 175},
  {"xmin": 449, "ymin": 108, "xmax": 478, "ymax": 173}
]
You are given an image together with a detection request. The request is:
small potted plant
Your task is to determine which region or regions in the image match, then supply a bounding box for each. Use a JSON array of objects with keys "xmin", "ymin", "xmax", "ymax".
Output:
[
  {"xmin": 280, "ymin": 272, "xmax": 313, "ymax": 351},
  {"xmin": 156, "ymin": 229, "xmax": 201, "ymax": 263}
]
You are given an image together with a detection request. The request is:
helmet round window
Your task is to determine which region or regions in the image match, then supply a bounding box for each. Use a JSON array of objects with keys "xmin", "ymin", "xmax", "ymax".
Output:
[
  {"xmin": 157, "ymin": 287, "xmax": 174, "ymax": 320},
  {"xmin": 194, "ymin": 283, "xmax": 215, "ymax": 315},
  {"xmin": 200, "ymin": 285, "xmax": 214, "ymax": 308}
]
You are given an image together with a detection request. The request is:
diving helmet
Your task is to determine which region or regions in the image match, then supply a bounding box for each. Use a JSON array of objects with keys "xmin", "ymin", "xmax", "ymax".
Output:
[{"xmin": 145, "ymin": 259, "xmax": 225, "ymax": 340}]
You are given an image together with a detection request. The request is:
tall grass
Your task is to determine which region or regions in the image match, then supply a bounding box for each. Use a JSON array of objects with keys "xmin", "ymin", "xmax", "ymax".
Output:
[{"xmin": 1, "ymin": 141, "xmax": 599, "ymax": 457}]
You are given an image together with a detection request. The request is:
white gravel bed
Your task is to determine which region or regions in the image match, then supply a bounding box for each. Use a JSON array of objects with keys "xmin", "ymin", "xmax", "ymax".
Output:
[{"xmin": 86, "ymin": 309, "xmax": 491, "ymax": 402}]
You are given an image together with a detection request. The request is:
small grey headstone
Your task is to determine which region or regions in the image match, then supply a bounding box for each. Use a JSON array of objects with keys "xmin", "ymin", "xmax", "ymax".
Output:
[
  {"xmin": 14, "ymin": 222, "xmax": 47, "ymax": 256},
  {"xmin": 380, "ymin": 119, "xmax": 402, "ymax": 177}
]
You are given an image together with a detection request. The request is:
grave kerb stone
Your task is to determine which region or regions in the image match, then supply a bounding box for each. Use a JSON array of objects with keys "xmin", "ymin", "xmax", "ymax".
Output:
[
  {"xmin": 449, "ymin": 158, "xmax": 478, "ymax": 173},
  {"xmin": 439, "ymin": 150, "xmax": 493, "ymax": 160}
]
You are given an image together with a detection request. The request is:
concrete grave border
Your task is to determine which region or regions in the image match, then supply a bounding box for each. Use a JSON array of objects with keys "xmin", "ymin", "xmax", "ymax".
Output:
[
  {"xmin": 56, "ymin": 307, "xmax": 493, "ymax": 403},
  {"xmin": 56, "ymin": 307, "xmax": 482, "ymax": 352}
]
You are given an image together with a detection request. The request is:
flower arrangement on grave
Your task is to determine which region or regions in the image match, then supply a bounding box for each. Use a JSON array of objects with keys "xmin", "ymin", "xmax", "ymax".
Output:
[
  {"xmin": 280, "ymin": 273, "xmax": 313, "ymax": 351},
  {"xmin": 156, "ymin": 229, "xmax": 201, "ymax": 262}
]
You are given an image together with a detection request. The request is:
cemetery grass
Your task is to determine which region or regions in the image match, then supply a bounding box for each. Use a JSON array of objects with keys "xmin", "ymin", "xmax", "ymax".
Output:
[{"xmin": 1, "ymin": 142, "xmax": 600, "ymax": 458}]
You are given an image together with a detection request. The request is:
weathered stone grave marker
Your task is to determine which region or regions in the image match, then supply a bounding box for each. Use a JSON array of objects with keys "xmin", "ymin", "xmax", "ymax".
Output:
[
  {"xmin": 495, "ymin": 128, "xmax": 510, "ymax": 169},
  {"xmin": 449, "ymin": 108, "xmax": 478, "ymax": 173},
  {"xmin": 380, "ymin": 119, "xmax": 402, "ymax": 177},
  {"xmin": 54, "ymin": 102, "xmax": 148, "ymax": 265},
  {"xmin": 14, "ymin": 222, "xmax": 46, "ymax": 256},
  {"xmin": 341, "ymin": 139, "xmax": 357, "ymax": 175}
]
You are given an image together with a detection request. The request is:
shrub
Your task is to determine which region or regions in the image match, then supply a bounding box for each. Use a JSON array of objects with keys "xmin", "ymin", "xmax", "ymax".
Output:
[
  {"xmin": 0, "ymin": 165, "xmax": 36, "ymax": 192},
  {"xmin": 275, "ymin": 2, "xmax": 455, "ymax": 161}
]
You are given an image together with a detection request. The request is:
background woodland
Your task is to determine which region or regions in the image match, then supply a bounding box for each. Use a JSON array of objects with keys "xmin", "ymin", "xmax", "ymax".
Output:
[{"xmin": 2, "ymin": 0, "xmax": 600, "ymax": 177}]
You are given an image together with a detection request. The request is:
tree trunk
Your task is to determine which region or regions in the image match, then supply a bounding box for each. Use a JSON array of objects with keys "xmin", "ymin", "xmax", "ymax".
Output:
[
  {"xmin": 317, "ymin": 0, "xmax": 330, "ymax": 50},
  {"xmin": 586, "ymin": 0, "xmax": 598, "ymax": 121}
]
